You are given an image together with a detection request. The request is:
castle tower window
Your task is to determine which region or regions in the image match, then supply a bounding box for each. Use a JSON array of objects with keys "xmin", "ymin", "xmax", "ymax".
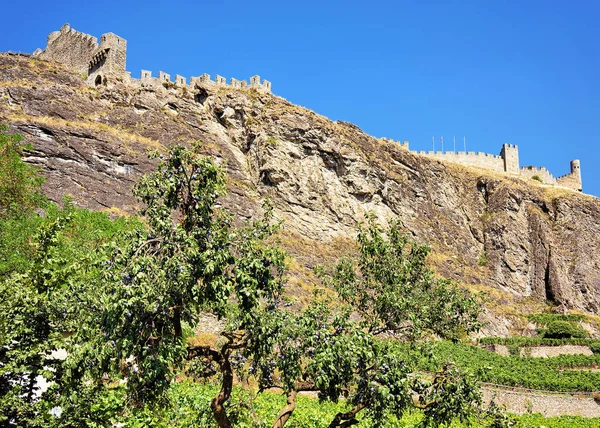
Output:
[{"xmin": 95, "ymin": 75, "xmax": 102, "ymax": 86}]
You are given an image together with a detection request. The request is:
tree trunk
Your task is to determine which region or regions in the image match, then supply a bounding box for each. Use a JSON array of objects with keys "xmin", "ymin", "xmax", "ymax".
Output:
[
  {"xmin": 211, "ymin": 350, "xmax": 233, "ymax": 428},
  {"xmin": 272, "ymin": 389, "xmax": 298, "ymax": 428},
  {"xmin": 271, "ymin": 381, "xmax": 316, "ymax": 428},
  {"xmin": 187, "ymin": 344, "xmax": 234, "ymax": 428},
  {"xmin": 173, "ymin": 309, "xmax": 182, "ymax": 338},
  {"xmin": 328, "ymin": 403, "xmax": 366, "ymax": 428}
]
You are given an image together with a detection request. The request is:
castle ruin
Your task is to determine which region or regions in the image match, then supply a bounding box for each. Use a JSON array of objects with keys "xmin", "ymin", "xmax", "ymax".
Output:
[
  {"xmin": 33, "ymin": 23, "xmax": 272, "ymax": 93},
  {"xmin": 400, "ymin": 141, "xmax": 582, "ymax": 192}
]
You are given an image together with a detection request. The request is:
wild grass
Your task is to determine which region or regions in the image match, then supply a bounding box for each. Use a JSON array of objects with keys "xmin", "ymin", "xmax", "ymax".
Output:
[{"xmin": 6, "ymin": 112, "xmax": 164, "ymax": 152}]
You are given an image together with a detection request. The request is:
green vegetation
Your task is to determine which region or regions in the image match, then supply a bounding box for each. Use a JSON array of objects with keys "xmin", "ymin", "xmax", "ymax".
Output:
[
  {"xmin": 265, "ymin": 136, "xmax": 279, "ymax": 146},
  {"xmin": 2, "ymin": 132, "xmax": 599, "ymax": 426},
  {"xmin": 404, "ymin": 341, "xmax": 600, "ymax": 392},
  {"xmin": 0, "ymin": 124, "xmax": 45, "ymax": 219},
  {"xmin": 0, "ymin": 141, "xmax": 493, "ymax": 427},
  {"xmin": 47, "ymin": 380, "xmax": 598, "ymax": 427},
  {"xmin": 527, "ymin": 313, "xmax": 586, "ymax": 325},
  {"xmin": 478, "ymin": 337, "xmax": 600, "ymax": 348},
  {"xmin": 0, "ymin": 199, "xmax": 140, "ymax": 277},
  {"xmin": 531, "ymin": 175, "xmax": 543, "ymax": 183},
  {"xmin": 478, "ymin": 250, "xmax": 488, "ymax": 267},
  {"xmin": 543, "ymin": 320, "xmax": 588, "ymax": 339}
]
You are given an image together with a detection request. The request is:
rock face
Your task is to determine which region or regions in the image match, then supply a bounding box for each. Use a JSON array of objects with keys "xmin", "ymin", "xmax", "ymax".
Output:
[{"xmin": 1, "ymin": 53, "xmax": 600, "ymax": 319}]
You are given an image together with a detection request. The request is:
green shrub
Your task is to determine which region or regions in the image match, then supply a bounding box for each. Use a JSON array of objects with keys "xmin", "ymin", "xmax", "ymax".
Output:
[
  {"xmin": 543, "ymin": 321, "xmax": 588, "ymax": 339},
  {"xmin": 527, "ymin": 313, "xmax": 586, "ymax": 325},
  {"xmin": 0, "ymin": 125, "xmax": 46, "ymax": 219},
  {"xmin": 478, "ymin": 336, "xmax": 600, "ymax": 347},
  {"xmin": 478, "ymin": 250, "xmax": 488, "ymax": 267},
  {"xmin": 590, "ymin": 343, "xmax": 600, "ymax": 354},
  {"xmin": 531, "ymin": 175, "xmax": 543, "ymax": 182}
]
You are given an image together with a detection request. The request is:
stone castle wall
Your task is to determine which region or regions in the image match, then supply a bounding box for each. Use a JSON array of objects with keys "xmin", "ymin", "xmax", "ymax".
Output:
[
  {"xmin": 557, "ymin": 172, "xmax": 583, "ymax": 192},
  {"xmin": 36, "ymin": 23, "xmax": 98, "ymax": 75},
  {"xmin": 141, "ymin": 70, "xmax": 272, "ymax": 93},
  {"xmin": 396, "ymin": 141, "xmax": 583, "ymax": 193},
  {"xmin": 33, "ymin": 24, "xmax": 271, "ymax": 93},
  {"xmin": 379, "ymin": 137, "xmax": 409, "ymax": 150},
  {"xmin": 520, "ymin": 166, "xmax": 557, "ymax": 185},
  {"xmin": 418, "ymin": 150, "xmax": 505, "ymax": 172}
]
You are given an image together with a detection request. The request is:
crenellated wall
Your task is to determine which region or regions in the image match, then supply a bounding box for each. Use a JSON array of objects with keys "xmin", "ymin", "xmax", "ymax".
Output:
[
  {"xmin": 140, "ymin": 69, "xmax": 271, "ymax": 93},
  {"xmin": 88, "ymin": 32, "xmax": 126, "ymax": 86},
  {"xmin": 419, "ymin": 150, "xmax": 505, "ymax": 172},
  {"xmin": 410, "ymin": 143, "xmax": 582, "ymax": 192},
  {"xmin": 556, "ymin": 160, "xmax": 582, "ymax": 191},
  {"xmin": 35, "ymin": 23, "xmax": 98, "ymax": 75},
  {"xmin": 379, "ymin": 137, "xmax": 409, "ymax": 150},
  {"xmin": 33, "ymin": 24, "xmax": 272, "ymax": 93},
  {"xmin": 520, "ymin": 166, "xmax": 557, "ymax": 185}
]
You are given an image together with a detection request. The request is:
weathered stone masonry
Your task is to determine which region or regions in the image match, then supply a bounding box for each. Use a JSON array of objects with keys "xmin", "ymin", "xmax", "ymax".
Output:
[{"xmin": 33, "ymin": 23, "xmax": 272, "ymax": 93}]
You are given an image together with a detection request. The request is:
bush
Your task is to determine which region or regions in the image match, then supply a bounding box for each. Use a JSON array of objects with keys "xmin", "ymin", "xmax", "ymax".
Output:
[
  {"xmin": 543, "ymin": 321, "xmax": 588, "ymax": 339},
  {"xmin": 527, "ymin": 313, "xmax": 586, "ymax": 325},
  {"xmin": 531, "ymin": 175, "xmax": 543, "ymax": 183},
  {"xmin": 478, "ymin": 251, "xmax": 488, "ymax": 267},
  {"xmin": 0, "ymin": 125, "xmax": 45, "ymax": 218},
  {"xmin": 590, "ymin": 343, "xmax": 600, "ymax": 354}
]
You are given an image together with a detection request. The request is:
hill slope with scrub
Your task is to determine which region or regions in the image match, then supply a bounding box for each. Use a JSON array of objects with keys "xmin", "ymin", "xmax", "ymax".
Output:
[{"xmin": 1, "ymin": 52, "xmax": 600, "ymax": 330}]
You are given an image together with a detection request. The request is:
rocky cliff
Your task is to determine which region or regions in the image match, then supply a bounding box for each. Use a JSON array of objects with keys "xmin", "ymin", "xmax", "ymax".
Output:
[{"xmin": 1, "ymin": 53, "xmax": 599, "ymax": 332}]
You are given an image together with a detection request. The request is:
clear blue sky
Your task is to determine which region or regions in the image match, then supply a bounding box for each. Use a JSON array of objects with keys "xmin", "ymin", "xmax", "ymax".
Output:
[{"xmin": 2, "ymin": 1, "xmax": 599, "ymax": 196}]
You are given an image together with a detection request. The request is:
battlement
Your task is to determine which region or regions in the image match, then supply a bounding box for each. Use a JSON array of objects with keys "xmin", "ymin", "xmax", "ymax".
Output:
[
  {"xmin": 33, "ymin": 24, "xmax": 272, "ymax": 93},
  {"xmin": 414, "ymin": 144, "xmax": 582, "ymax": 192},
  {"xmin": 50, "ymin": 23, "xmax": 98, "ymax": 46},
  {"xmin": 379, "ymin": 137, "xmax": 409, "ymax": 149},
  {"xmin": 138, "ymin": 69, "xmax": 272, "ymax": 93}
]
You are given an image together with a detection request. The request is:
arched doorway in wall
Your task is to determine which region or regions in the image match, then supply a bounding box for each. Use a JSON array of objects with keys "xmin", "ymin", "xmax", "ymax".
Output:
[{"xmin": 95, "ymin": 75, "xmax": 103, "ymax": 86}]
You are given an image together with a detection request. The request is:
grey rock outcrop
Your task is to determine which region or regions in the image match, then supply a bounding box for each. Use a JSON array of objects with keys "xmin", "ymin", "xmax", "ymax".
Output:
[{"xmin": 1, "ymin": 53, "xmax": 599, "ymax": 322}]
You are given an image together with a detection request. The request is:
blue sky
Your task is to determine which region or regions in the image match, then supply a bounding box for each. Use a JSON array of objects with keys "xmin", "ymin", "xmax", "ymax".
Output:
[{"xmin": 2, "ymin": 1, "xmax": 599, "ymax": 196}]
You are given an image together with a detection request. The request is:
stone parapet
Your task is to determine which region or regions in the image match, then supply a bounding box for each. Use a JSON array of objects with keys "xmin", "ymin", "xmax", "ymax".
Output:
[
  {"xmin": 412, "ymin": 143, "xmax": 583, "ymax": 192},
  {"xmin": 33, "ymin": 24, "xmax": 273, "ymax": 94}
]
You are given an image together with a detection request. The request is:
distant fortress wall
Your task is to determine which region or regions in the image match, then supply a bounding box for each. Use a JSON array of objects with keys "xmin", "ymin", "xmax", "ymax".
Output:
[
  {"xmin": 418, "ymin": 150, "xmax": 505, "ymax": 173},
  {"xmin": 33, "ymin": 24, "xmax": 272, "ymax": 93},
  {"xmin": 142, "ymin": 70, "xmax": 272, "ymax": 93},
  {"xmin": 520, "ymin": 166, "xmax": 557, "ymax": 185},
  {"xmin": 387, "ymin": 139, "xmax": 582, "ymax": 192}
]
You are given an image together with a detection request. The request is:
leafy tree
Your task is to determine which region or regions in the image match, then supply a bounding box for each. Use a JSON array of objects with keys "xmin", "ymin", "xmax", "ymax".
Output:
[
  {"xmin": 0, "ymin": 209, "xmax": 117, "ymax": 427},
  {"xmin": 254, "ymin": 216, "xmax": 484, "ymax": 427},
  {"xmin": 0, "ymin": 216, "xmax": 70, "ymax": 427},
  {"xmin": 0, "ymin": 130, "xmax": 138, "ymax": 426},
  {"xmin": 72, "ymin": 145, "xmax": 286, "ymax": 428},
  {"xmin": 0, "ymin": 124, "xmax": 45, "ymax": 219},
  {"xmin": 329, "ymin": 215, "xmax": 481, "ymax": 341},
  {"xmin": 0, "ymin": 140, "xmax": 493, "ymax": 427}
]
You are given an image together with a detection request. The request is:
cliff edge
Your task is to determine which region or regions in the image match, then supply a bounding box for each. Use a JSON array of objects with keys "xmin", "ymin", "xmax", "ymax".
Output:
[{"xmin": 1, "ymin": 53, "xmax": 599, "ymax": 333}]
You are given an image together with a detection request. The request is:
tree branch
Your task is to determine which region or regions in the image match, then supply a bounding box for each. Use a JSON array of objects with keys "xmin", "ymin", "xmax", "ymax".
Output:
[
  {"xmin": 327, "ymin": 402, "xmax": 366, "ymax": 428},
  {"xmin": 271, "ymin": 381, "xmax": 318, "ymax": 428}
]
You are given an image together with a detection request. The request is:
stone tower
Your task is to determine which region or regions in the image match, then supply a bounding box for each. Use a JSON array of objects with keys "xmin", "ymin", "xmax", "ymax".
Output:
[
  {"xmin": 571, "ymin": 160, "xmax": 581, "ymax": 179},
  {"xmin": 571, "ymin": 160, "xmax": 582, "ymax": 191},
  {"xmin": 34, "ymin": 23, "xmax": 98, "ymax": 75},
  {"xmin": 500, "ymin": 143, "xmax": 520, "ymax": 174},
  {"xmin": 33, "ymin": 24, "xmax": 128, "ymax": 86},
  {"xmin": 88, "ymin": 32, "xmax": 127, "ymax": 85}
]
